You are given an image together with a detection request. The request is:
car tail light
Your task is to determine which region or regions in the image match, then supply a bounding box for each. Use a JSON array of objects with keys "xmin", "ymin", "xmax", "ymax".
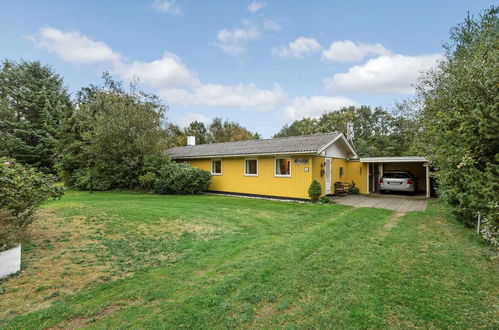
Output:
[
  {"xmin": 379, "ymin": 178, "xmax": 384, "ymax": 184},
  {"xmin": 407, "ymin": 179, "xmax": 414, "ymax": 184}
]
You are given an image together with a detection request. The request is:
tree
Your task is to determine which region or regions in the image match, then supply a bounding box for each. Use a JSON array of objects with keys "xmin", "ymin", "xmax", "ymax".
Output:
[
  {"xmin": 165, "ymin": 117, "xmax": 261, "ymax": 147},
  {"xmin": 274, "ymin": 106, "xmax": 415, "ymax": 157},
  {"xmin": 207, "ymin": 117, "xmax": 260, "ymax": 143},
  {"xmin": 412, "ymin": 6, "xmax": 498, "ymax": 245},
  {"xmin": 58, "ymin": 73, "xmax": 168, "ymax": 190},
  {"xmin": 185, "ymin": 121, "xmax": 208, "ymax": 144},
  {"xmin": 0, "ymin": 60, "xmax": 72, "ymax": 172},
  {"xmin": 166, "ymin": 123, "xmax": 187, "ymax": 147}
]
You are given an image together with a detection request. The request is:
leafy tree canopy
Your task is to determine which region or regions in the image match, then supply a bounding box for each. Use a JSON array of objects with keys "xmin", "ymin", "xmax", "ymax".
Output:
[
  {"xmin": 167, "ymin": 117, "xmax": 260, "ymax": 147},
  {"xmin": 58, "ymin": 73, "xmax": 168, "ymax": 190},
  {"xmin": 412, "ymin": 6, "xmax": 498, "ymax": 244},
  {"xmin": 274, "ymin": 105, "xmax": 416, "ymax": 157}
]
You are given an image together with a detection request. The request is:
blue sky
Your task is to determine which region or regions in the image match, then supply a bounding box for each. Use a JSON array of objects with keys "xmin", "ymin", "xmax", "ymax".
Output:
[{"xmin": 0, "ymin": 0, "xmax": 494, "ymax": 137}]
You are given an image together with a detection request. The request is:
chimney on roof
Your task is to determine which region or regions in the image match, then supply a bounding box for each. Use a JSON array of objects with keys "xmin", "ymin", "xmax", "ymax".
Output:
[
  {"xmin": 346, "ymin": 122, "xmax": 354, "ymax": 141},
  {"xmin": 187, "ymin": 136, "xmax": 196, "ymax": 146}
]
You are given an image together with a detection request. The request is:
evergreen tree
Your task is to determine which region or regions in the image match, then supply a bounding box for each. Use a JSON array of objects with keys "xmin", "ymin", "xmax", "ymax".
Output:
[{"xmin": 0, "ymin": 60, "xmax": 72, "ymax": 173}]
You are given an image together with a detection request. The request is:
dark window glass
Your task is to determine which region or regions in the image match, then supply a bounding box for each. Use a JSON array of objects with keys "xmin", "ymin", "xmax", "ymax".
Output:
[
  {"xmin": 383, "ymin": 172, "xmax": 411, "ymax": 178},
  {"xmin": 245, "ymin": 159, "xmax": 257, "ymax": 175},
  {"xmin": 212, "ymin": 160, "xmax": 221, "ymax": 174}
]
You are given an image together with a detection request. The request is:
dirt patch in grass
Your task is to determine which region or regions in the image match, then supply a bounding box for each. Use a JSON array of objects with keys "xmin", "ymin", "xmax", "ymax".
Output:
[
  {"xmin": 251, "ymin": 300, "xmax": 279, "ymax": 325},
  {"xmin": 0, "ymin": 210, "xmax": 224, "ymax": 321},
  {"xmin": 136, "ymin": 218, "xmax": 223, "ymax": 239},
  {"xmin": 49, "ymin": 299, "xmax": 142, "ymax": 329},
  {"xmin": 385, "ymin": 212, "xmax": 405, "ymax": 230},
  {"xmin": 0, "ymin": 211, "xmax": 113, "ymax": 319}
]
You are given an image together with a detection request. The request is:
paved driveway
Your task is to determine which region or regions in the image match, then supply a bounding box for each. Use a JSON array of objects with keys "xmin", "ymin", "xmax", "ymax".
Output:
[{"xmin": 334, "ymin": 194, "xmax": 428, "ymax": 212}]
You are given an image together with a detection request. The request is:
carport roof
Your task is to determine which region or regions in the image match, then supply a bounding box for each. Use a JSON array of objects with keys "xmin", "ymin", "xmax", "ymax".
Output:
[{"xmin": 360, "ymin": 156, "xmax": 428, "ymax": 163}]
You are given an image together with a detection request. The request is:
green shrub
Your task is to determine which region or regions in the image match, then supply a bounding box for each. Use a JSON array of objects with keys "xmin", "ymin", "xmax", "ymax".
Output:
[
  {"xmin": 139, "ymin": 172, "xmax": 157, "ymax": 191},
  {"xmin": 319, "ymin": 196, "xmax": 332, "ymax": 204},
  {"xmin": 0, "ymin": 209, "xmax": 22, "ymax": 252},
  {"xmin": 72, "ymin": 168, "xmax": 112, "ymax": 191},
  {"xmin": 308, "ymin": 180, "xmax": 322, "ymax": 203},
  {"xmin": 154, "ymin": 162, "xmax": 211, "ymax": 195},
  {"xmin": 0, "ymin": 158, "xmax": 64, "ymax": 251},
  {"xmin": 348, "ymin": 182, "xmax": 360, "ymax": 195}
]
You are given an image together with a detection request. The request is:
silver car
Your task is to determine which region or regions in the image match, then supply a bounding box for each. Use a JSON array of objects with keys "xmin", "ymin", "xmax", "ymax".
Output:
[{"xmin": 379, "ymin": 171, "xmax": 416, "ymax": 194}]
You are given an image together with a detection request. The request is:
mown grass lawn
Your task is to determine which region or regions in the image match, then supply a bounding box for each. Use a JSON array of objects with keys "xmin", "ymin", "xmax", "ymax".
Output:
[{"xmin": 1, "ymin": 191, "xmax": 497, "ymax": 329}]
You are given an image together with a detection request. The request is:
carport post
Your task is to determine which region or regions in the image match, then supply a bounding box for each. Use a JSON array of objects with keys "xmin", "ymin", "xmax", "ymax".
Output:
[
  {"xmin": 366, "ymin": 164, "xmax": 370, "ymax": 195},
  {"xmin": 425, "ymin": 163, "xmax": 430, "ymax": 198}
]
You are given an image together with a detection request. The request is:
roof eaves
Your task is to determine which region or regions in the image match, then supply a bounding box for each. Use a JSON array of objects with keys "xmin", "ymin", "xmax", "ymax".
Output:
[{"xmin": 170, "ymin": 150, "xmax": 317, "ymax": 159}]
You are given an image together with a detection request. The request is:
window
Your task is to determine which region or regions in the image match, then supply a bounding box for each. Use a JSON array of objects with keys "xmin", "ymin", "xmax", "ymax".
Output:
[
  {"xmin": 275, "ymin": 158, "xmax": 291, "ymax": 177},
  {"xmin": 245, "ymin": 159, "xmax": 258, "ymax": 176},
  {"xmin": 211, "ymin": 159, "xmax": 222, "ymax": 175},
  {"xmin": 339, "ymin": 167, "xmax": 344, "ymax": 178},
  {"xmin": 383, "ymin": 172, "xmax": 412, "ymax": 179}
]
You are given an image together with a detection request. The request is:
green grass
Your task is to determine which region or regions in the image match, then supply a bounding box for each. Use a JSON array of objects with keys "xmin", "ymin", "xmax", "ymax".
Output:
[{"xmin": 1, "ymin": 191, "xmax": 497, "ymax": 329}]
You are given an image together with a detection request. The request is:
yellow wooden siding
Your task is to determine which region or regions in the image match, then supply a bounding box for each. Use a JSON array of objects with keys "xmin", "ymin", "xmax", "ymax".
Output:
[
  {"xmin": 189, "ymin": 156, "xmax": 369, "ymax": 198},
  {"xmin": 345, "ymin": 161, "xmax": 368, "ymax": 194},
  {"xmin": 190, "ymin": 156, "xmax": 313, "ymax": 199},
  {"xmin": 312, "ymin": 157, "xmax": 367, "ymax": 195},
  {"xmin": 331, "ymin": 158, "xmax": 348, "ymax": 188},
  {"xmin": 311, "ymin": 156, "xmax": 326, "ymax": 196}
]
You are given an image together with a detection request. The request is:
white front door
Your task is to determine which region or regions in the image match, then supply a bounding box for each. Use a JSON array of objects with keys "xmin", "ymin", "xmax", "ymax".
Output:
[{"xmin": 325, "ymin": 158, "xmax": 332, "ymax": 194}]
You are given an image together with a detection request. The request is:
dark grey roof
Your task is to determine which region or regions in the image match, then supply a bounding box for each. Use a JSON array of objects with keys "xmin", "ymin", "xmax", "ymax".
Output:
[{"xmin": 167, "ymin": 132, "xmax": 342, "ymax": 159}]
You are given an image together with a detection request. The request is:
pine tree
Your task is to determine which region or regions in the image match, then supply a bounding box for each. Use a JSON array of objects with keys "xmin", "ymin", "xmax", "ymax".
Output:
[{"xmin": 0, "ymin": 60, "xmax": 73, "ymax": 172}]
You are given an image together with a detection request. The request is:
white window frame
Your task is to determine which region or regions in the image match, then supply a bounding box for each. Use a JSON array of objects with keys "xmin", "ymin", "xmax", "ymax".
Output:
[
  {"xmin": 244, "ymin": 158, "xmax": 258, "ymax": 177},
  {"xmin": 274, "ymin": 157, "xmax": 292, "ymax": 178},
  {"xmin": 211, "ymin": 159, "xmax": 222, "ymax": 175}
]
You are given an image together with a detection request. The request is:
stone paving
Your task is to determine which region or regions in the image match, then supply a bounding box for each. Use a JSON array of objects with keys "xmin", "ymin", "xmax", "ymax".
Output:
[{"xmin": 334, "ymin": 193, "xmax": 428, "ymax": 212}]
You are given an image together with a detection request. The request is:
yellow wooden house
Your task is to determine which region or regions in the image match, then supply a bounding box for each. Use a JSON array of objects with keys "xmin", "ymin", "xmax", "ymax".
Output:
[{"xmin": 167, "ymin": 133, "xmax": 430, "ymax": 200}]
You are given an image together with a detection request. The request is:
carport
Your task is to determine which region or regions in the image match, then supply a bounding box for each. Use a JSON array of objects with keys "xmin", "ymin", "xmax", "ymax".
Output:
[{"xmin": 360, "ymin": 157, "xmax": 430, "ymax": 198}]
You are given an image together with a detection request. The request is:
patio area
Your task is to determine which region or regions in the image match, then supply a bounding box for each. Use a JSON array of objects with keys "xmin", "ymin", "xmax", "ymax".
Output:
[{"xmin": 334, "ymin": 193, "xmax": 428, "ymax": 212}]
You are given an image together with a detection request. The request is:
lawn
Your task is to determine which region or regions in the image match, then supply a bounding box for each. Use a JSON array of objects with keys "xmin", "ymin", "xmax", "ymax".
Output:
[{"xmin": 0, "ymin": 191, "xmax": 497, "ymax": 329}]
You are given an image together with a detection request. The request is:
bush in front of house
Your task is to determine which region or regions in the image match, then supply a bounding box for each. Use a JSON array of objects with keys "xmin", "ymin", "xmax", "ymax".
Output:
[
  {"xmin": 0, "ymin": 158, "xmax": 64, "ymax": 251},
  {"xmin": 308, "ymin": 180, "xmax": 322, "ymax": 203},
  {"xmin": 319, "ymin": 196, "xmax": 333, "ymax": 204},
  {"xmin": 348, "ymin": 182, "xmax": 360, "ymax": 195},
  {"xmin": 154, "ymin": 162, "xmax": 212, "ymax": 195}
]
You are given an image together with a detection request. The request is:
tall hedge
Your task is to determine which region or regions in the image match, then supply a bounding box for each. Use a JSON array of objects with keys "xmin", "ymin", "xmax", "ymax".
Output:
[
  {"xmin": 413, "ymin": 7, "xmax": 498, "ymax": 245},
  {"xmin": 154, "ymin": 162, "xmax": 211, "ymax": 195}
]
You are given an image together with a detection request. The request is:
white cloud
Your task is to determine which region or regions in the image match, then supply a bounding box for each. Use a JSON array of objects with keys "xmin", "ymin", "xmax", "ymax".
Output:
[
  {"xmin": 179, "ymin": 112, "xmax": 210, "ymax": 127},
  {"xmin": 272, "ymin": 37, "xmax": 321, "ymax": 58},
  {"xmin": 30, "ymin": 27, "xmax": 287, "ymax": 111},
  {"xmin": 216, "ymin": 20, "xmax": 260, "ymax": 56},
  {"xmin": 247, "ymin": 1, "xmax": 266, "ymax": 13},
  {"xmin": 283, "ymin": 96, "xmax": 358, "ymax": 120},
  {"xmin": 325, "ymin": 54, "xmax": 443, "ymax": 94},
  {"xmin": 29, "ymin": 27, "xmax": 120, "ymax": 64},
  {"xmin": 263, "ymin": 19, "xmax": 281, "ymax": 32},
  {"xmin": 115, "ymin": 52, "xmax": 199, "ymax": 89},
  {"xmin": 216, "ymin": 18, "xmax": 280, "ymax": 57},
  {"xmin": 321, "ymin": 40, "xmax": 391, "ymax": 63},
  {"xmin": 160, "ymin": 83, "xmax": 287, "ymax": 111},
  {"xmin": 151, "ymin": 0, "xmax": 182, "ymax": 16}
]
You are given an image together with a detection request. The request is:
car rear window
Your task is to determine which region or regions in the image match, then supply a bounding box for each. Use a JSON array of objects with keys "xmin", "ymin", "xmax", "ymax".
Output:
[{"xmin": 383, "ymin": 172, "xmax": 411, "ymax": 179}]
